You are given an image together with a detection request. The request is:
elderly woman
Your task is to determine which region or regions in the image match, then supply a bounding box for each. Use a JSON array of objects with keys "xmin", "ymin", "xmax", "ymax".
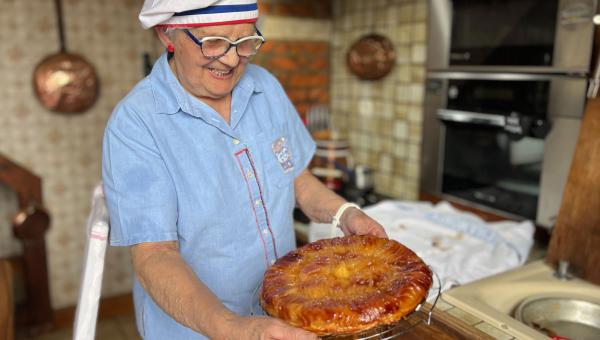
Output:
[{"xmin": 102, "ymin": 0, "xmax": 387, "ymax": 339}]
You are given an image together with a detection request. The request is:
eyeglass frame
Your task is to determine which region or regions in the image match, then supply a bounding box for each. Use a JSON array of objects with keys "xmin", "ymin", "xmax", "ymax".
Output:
[{"xmin": 182, "ymin": 28, "xmax": 266, "ymax": 60}]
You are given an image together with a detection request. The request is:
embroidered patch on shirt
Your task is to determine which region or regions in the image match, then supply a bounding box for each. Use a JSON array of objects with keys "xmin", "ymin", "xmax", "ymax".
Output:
[{"xmin": 272, "ymin": 137, "xmax": 294, "ymax": 173}]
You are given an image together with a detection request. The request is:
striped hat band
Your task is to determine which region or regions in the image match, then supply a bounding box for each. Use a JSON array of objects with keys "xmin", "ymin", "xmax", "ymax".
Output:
[
  {"xmin": 139, "ymin": 0, "xmax": 259, "ymax": 29},
  {"xmin": 163, "ymin": 3, "xmax": 258, "ymax": 27}
]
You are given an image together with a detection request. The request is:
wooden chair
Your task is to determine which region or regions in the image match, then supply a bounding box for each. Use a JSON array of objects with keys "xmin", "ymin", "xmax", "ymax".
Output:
[
  {"xmin": 0, "ymin": 154, "xmax": 53, "ymax": 334},
  {"xmin": 0, "ymin": 259, "xmax": 14, "ymax": 340}
]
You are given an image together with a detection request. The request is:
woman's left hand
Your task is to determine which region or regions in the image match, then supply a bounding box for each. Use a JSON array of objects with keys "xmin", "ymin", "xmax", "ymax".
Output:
[{"xmin": 339, "ymin": 207, "xmax": 388, "ymax": 238}]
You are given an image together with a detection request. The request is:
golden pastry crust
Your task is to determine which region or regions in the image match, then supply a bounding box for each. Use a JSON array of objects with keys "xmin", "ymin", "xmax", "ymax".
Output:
[{"xmin": 260, "ymin": 235, "xmax": 432, "ymax": 336}]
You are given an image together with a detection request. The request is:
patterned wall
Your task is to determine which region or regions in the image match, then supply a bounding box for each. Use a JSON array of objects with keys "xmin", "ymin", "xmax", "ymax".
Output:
[
  {"xmin": 330, "ymin": 0, "xmax": 427, "ymax": 199},
  {"xmin": 0, "ymin": 0, "xmax": 332, "ymax": 310},
  {"xmin": 0, "ymin": 0, "xmax": 427, "ymax": 310},
  {"xmin": 0, "ymin": 0, "xmax": 160, "ymax": 309}
]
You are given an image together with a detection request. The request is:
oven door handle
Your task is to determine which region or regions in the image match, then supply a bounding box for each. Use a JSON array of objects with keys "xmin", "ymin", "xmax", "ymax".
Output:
[{"xmin": 436, "ymin": 109, "xmax": 506, "ymax": 127}]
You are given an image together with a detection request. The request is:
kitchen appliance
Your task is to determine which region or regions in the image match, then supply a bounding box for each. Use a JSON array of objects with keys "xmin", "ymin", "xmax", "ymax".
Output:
[
  {"xmin": 422, "ymin": 72, "xmax": 585, "ymax": 226},
  {"xmin": 344, "ymin": 165, "xmax": 379, "ymax": 208},
  {"xmin": 421, "ymin": 0, "xmax": 596, "ymax": 228},
  {"xmin": 428, "ymin": 0, "xmax": 596, "ymax": 73}
]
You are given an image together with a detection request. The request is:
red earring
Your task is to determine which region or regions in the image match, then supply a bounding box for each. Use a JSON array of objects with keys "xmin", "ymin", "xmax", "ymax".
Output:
[{"xmin": 167, "ymin": 44, "xmax": 174, "ymax": 53}]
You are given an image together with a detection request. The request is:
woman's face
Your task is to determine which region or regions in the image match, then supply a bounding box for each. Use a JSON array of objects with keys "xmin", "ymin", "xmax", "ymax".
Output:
[{"xmin": 168, "ymin": 23, "xmax": 255, "ymax": 101}]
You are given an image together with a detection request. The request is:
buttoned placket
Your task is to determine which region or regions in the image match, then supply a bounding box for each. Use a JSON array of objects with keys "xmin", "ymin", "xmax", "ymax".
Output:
[
  {"xmin": 234, "ymin": 142, "xmax": 278, "ymax": 267},
  {"xmin": 180, "ymin": 73, "xmax": 276, "ymax": 264}
]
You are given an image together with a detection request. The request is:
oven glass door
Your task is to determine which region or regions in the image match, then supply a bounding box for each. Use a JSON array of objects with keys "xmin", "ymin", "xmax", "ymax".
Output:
[
  {"xmin": 442, "ymin": 122, "xmax": 543, "ymax": 219},
  {"xmin": 450, "ymin": 0, "xmax": 559, "ymax": 66}
]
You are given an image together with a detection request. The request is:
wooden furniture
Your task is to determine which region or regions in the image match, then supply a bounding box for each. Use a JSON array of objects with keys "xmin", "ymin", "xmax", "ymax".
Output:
[
  {"xmin": 0, "ymin": 260, "xmax": 14, "ymax": 340},
  {"xmin": 546, "ymin": 27, "xmax": 600, "ymax": 284},
  {"xmin": 0, "ymin": 154, "xmax": 53, "ymax": 333},
  {"xmin": 396, "ymin": 304, "xmax": 492, "ymax": 339}
]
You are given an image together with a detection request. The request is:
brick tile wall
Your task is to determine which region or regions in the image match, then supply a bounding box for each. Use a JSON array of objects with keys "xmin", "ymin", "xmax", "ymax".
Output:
[
  {"xmin": 259, "ymin": 0, "xmax": 332, "ymax": 19},
  {"xmin": 253, "ymin": 40, "xmax": 330, "ymax": 119},
  {"xmin": 254, "ymin": 0, "xmax": 331, "ymax": 119}
]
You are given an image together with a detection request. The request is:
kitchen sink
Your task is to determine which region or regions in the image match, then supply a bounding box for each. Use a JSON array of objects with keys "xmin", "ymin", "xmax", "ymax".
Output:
[
  {"xmin": 443, "ymin": 260, "xmax": 600, "ymax": 339},
  {"xmin": 514, "ymin": 295, "xmax": 600, "ymax": 339}
]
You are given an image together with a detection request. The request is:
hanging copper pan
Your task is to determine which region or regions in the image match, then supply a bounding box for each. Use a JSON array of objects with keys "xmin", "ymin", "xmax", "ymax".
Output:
[
  {"xmin": 346, "ymin": 34, "xmax": 395, "ymax": 81},
  {"xmin": 33, "ymin": 0, "xmax": 98, "ymax": 114}
]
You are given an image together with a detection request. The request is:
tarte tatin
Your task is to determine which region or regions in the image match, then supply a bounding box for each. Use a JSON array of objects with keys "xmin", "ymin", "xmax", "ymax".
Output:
[{"xmin": 260, "ymin": 235, "xmax": 432, "ymax": 336}]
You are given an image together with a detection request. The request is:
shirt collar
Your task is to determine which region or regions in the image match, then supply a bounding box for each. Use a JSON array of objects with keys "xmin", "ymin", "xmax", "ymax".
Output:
[
  {"xmin": 148, "ymin": 53, "xmax": 263, "ymax": 117},
  {"xmin": 148, "ymin": 53, "xmax": 182, "ymax": 115}
]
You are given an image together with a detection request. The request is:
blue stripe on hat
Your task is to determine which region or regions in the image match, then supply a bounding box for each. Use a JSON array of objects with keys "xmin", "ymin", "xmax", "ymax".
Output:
[{"xmin": 174, "ymin": 4, "xmax": 258, "ymax": 16}]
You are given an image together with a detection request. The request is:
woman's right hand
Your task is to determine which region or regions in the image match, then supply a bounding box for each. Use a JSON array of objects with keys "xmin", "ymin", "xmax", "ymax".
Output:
[{"xmin": 226, "ymin": 315, "xmax": 318, "ymax": 340}]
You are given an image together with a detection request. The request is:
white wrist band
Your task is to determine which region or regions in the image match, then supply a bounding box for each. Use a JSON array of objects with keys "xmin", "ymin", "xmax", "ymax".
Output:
[{"xmin": 331, "ymin": 202, "xmax": 361, "ymax": 232}]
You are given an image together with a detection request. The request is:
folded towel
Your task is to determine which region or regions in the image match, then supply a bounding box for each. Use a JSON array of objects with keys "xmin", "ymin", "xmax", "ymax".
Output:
[{"xmin": 309, "ymin": 200, "xmax": 535, "ymax": 291}]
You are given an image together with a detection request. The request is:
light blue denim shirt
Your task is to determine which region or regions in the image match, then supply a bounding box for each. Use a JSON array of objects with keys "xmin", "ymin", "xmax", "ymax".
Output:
[{"xmin": 102, "ymin": 53, "xmax": 316, "ymax": 339}]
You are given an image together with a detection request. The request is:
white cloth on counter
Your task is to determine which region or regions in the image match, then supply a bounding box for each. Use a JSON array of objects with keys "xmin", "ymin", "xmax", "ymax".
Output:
[{"xmin": 309, "ymin": 200, "xmax": 535, "ymax": 292}]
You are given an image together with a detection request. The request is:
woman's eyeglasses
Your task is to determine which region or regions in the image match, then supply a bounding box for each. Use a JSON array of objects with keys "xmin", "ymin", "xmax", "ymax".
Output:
[{"xmin": 182, "ymin": 29, "xmax": 266, "ymax": 60}]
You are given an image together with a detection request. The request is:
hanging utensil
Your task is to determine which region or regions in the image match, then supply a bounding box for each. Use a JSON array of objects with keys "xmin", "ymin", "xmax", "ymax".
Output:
[
  {"xmin": 32, "ymin": 0, "xmax": 99, "ymax": 114},
  {"xmin": 346, "ymin": 34, "xmax": 395, "ymax": 81}
]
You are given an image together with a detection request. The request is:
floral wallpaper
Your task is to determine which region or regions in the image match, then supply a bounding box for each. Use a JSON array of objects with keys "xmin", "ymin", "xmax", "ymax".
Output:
[
  {"xmin": 0, "ymin": 0, "xmax": 332, "ymax": 310},
  {"xmin": 0, "ymin": 0, "xmax": 427, "ymax": 311},
  {"xmin": 0, "ymin": 0, "xmax": 160, "ymax": 308}
]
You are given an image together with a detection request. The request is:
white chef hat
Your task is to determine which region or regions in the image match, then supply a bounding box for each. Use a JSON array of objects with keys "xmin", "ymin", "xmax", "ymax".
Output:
[{"xmin": 139, "ymin": 0, "xmax": 259, "ymax": 29}]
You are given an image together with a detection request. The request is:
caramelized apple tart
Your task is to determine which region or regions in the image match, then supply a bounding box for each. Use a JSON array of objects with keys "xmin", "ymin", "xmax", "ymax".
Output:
[{"xmin": 260, "ymin": 235, "xmax": 432, "ymax": 336}]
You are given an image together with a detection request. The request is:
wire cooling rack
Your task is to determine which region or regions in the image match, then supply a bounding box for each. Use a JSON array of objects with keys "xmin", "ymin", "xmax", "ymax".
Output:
[
  {"xmin": 322, "ymin": 269, "xmax": 442, "ymax": 340},
  {"xmin": 253, "ymin": 269, "xmax": 442, "ymax": 340}
]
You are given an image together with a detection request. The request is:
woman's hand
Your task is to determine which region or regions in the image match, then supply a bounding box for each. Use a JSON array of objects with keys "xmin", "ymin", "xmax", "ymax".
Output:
[
  {"xmin": 226, "ymin": 315, "xmax": 318, "ymax": 340},
  {"xmin": 339, "ymin": 207, "xmax": 388, "ymax": 238}
]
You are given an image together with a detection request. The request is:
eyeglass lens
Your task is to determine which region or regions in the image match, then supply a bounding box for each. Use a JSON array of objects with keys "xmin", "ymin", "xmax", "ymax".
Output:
[{"xmin": 202, "ymin": 37, "xmax": 263, "ymax": 58}]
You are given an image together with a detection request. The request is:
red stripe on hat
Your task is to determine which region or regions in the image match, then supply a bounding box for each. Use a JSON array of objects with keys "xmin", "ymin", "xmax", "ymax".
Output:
[{"xmin": 157, "ymin": 18, "xmax": 257, "ymax": 28}]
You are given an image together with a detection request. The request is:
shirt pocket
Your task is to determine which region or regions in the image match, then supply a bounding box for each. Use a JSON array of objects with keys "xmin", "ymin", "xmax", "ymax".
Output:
[{"xmin": 250, "ymin": 128, "xmax": 295, "ymax": 189}]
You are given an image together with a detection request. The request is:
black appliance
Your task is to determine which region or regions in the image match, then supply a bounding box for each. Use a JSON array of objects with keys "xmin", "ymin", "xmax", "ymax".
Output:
[
  {"xmin": 428, "ymin": 0, "xmax": 596, "ymax": 73},
  {"xmin": 421, "ymin": 0, "xmax": 596, "ymax": 228}
]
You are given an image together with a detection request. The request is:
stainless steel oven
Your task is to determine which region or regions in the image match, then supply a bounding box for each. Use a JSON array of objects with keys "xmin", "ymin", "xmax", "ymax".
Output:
[
  {"xmin": 421, "ymin": 72, "xmax": 586, "ymax": 227},
  {"xmin": 428, "ymin": 0, "xmax": 596, "ymax": 73}
]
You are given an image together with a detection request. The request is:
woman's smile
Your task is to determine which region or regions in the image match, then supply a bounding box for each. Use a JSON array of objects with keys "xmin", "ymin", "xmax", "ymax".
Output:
[{"xmin": 207, "ymin": 67, "xmax": 234, "ymax": 79}]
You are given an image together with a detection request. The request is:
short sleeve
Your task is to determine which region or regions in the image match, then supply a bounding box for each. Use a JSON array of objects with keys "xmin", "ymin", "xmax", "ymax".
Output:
[{"xmin": 102, "ymin": 107, "xmax": 178, "ymax": 246}]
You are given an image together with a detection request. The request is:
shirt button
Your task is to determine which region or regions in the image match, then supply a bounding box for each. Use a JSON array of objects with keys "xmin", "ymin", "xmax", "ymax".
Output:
[
  {"xmin": 262, "ymin": 229, "xmax": 268, "ymax": 235},
  {"xmin": 232, "ymin": 139, "xmax": 240, "ymax": 145},
  {"xmin": 270, "ymin": 259, "xmax": 276, "ymax": 265},
  {"xmin": 246, "ymin": 170, "xmax": 253, "ymax": 179},
  {"xmin": 254, "ymin": 199, "xmax": 262, "ymax": 206}
]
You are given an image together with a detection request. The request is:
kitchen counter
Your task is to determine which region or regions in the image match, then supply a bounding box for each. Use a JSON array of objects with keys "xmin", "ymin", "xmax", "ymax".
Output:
[
  {"xmin": 433, "ymin": 297, "xmax": 517, "ymax": 340},
  {"xmin": 388, "ymin": 304, "xmax": 494, "ymax": 339}
]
